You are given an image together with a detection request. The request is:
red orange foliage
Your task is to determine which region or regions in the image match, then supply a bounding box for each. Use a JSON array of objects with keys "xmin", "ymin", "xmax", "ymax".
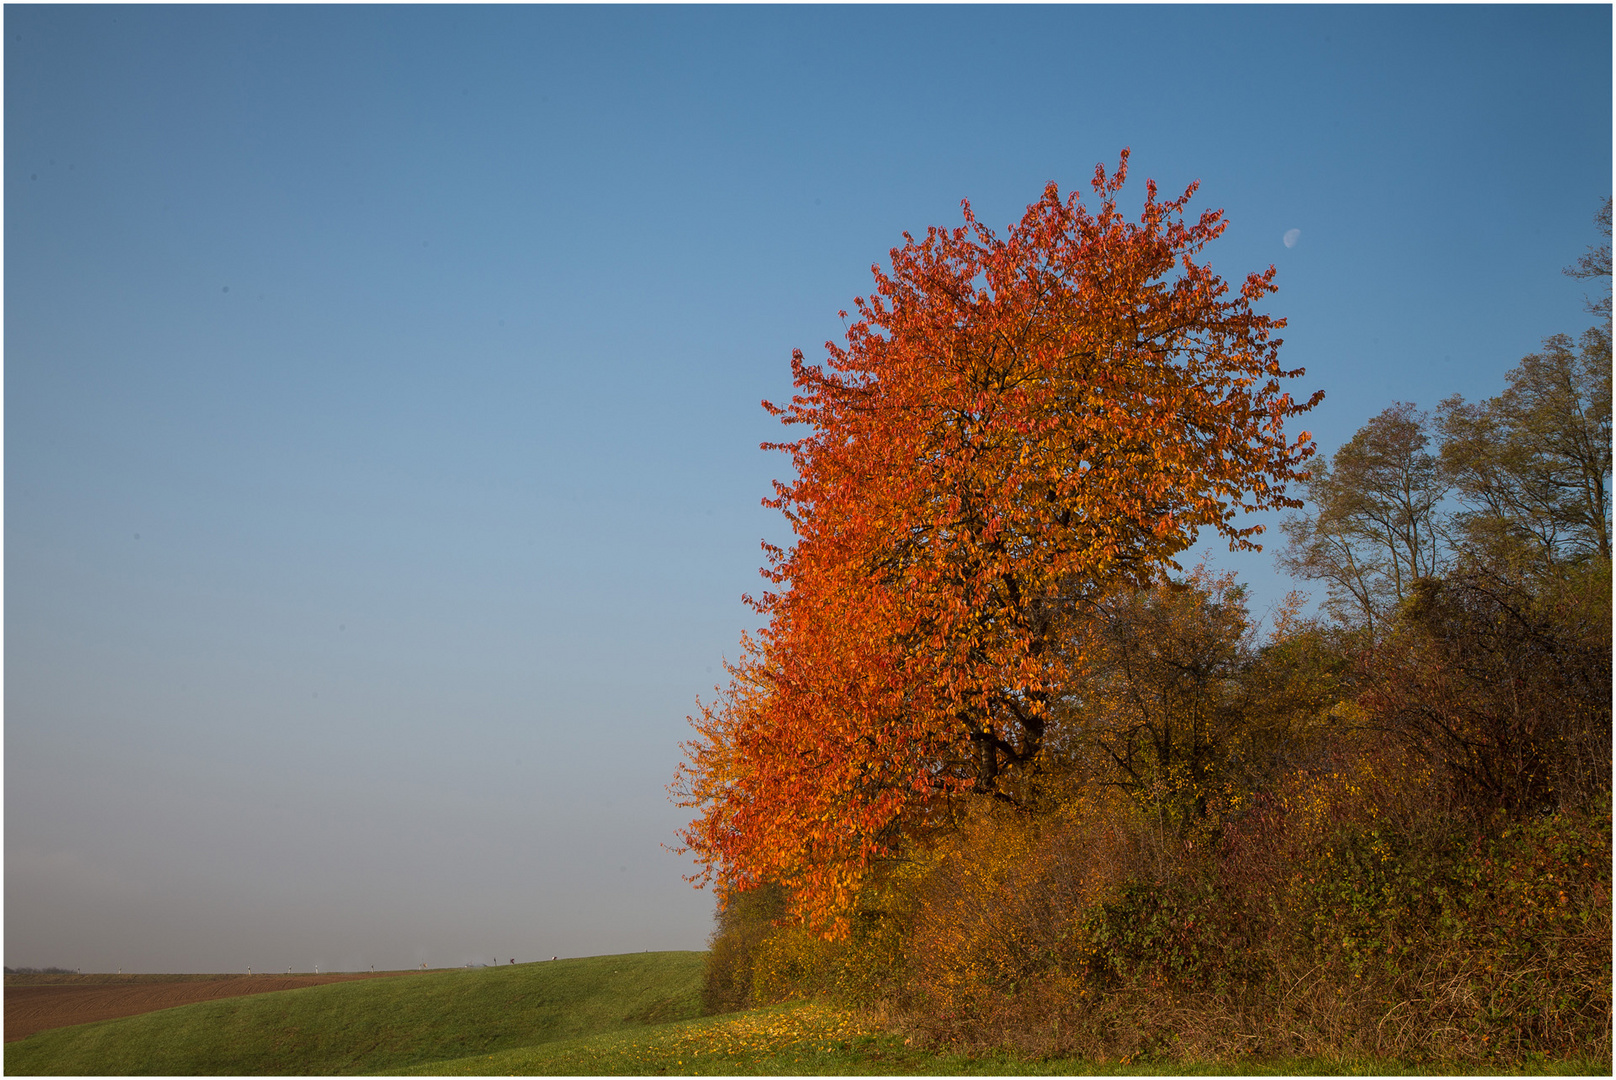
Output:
[{"xmin": 675, "ymin": 152, "xmax": 1322, "ymax": 931}]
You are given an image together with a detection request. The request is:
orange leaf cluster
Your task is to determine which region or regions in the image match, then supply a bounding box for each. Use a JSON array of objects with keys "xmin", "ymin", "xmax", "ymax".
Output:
[{"xmin": 674, "ymin": 152, "xmax": 1321, "ymax": 933}]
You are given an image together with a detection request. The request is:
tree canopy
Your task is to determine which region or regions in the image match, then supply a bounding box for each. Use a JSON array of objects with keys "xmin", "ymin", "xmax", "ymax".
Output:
[
  {"xmin": 1282, "ymin": 196, "xmax": 1612, "ymax": 624},
  {"xmin": 1278, "ymin": 403, "xmax": 1449, "ymax": 632},
  {"xmin": 675, "ymin": 152, "xmax": 1321, "ymax": 930}
]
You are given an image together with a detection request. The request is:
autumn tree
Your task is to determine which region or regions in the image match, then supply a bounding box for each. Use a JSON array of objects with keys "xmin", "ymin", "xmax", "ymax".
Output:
[
  {"xmin": 1438, "ymin": 200, "xmax": 1611, "ymax": 571},
  {"xmin": 1062, "ymin": 570, "xmax": 1253, "ymax": 822},
  {"xmin": 1566, "ymin": 195, "xmax": 1612, "ymax": 323},
  {"xmin": 1285, "ymin": 199, "xmax": 1613, "ymax": 605},
  {"xmin": 1437, "ymin": 336, "xmax": 1612, "ymax": 570},
  {"xmin": 1053, "ymin": 568, "xmax": 1344, "ymax": 831},
  {"xmin": 1278, "ymin": 403, "xmax": 1450, "ymax": 632},
  {"xmin": 1333, "ymin": 197, "xmax": 1614, "ymax": 819},
  {"xmin": 1360, "ymin": 565, "xmax": 1612, "ymax": 817},
  {"xmin": 676, "ymin": 152, "xmax": 1321, "ymax": 929}
]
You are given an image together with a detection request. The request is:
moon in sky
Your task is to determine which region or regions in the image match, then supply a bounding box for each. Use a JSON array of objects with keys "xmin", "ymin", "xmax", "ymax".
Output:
[{"xmin": 1283, "ymin": 228, "xmax": 1301, "ymax": 248}]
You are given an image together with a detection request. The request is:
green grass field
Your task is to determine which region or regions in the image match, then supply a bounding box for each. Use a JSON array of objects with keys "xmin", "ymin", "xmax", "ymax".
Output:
[
  {"xmin": 6, "ymin": 952, "xmax": 1608, "ymax": 1076},
  {"xmin": 5, "ymin": 951, "xmax": 703, "ymax": 1076}
]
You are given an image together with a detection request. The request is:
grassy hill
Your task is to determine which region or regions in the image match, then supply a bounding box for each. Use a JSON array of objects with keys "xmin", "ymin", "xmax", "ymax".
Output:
[
  {"xmin": 8, "ymin": 951, "xmax": 1606, "ymax": 1076},
  {"xmin": 4, "ymin": 951, "xmax": 703, "ymax": 1076}
]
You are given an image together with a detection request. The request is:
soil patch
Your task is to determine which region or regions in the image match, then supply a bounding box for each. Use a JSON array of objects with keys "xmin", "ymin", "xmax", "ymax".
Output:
[{"xmin": 5, "ymin": 971, "xmax": 417, "ymax": 1042}]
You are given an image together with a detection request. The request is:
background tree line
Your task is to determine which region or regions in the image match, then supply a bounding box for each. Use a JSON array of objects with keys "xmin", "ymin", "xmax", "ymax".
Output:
[{"xmin": 1282, "ymin": 199, "xmax": 1610, "ymax": 817}]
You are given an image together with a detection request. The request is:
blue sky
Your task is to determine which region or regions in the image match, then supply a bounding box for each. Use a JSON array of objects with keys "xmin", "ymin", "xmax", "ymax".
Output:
[{"xmin": 6, "ymin": 5, "xmax": 1610, "ymax": 973}]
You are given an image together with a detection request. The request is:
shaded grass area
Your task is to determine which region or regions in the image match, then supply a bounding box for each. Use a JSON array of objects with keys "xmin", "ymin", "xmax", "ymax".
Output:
[
  {"xmin": 403, "ymin": 1000, "xmax": 1610, "ymax": 1077},
  {"xmin": 4, "ymin": 951, "xmax": 703, "ymax": 1076}
]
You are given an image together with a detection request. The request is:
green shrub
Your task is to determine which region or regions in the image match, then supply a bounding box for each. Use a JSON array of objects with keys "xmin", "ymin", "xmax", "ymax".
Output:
[{"xmin": 701, "ymin": 882, "xmax": 785, "ymax": 1013}]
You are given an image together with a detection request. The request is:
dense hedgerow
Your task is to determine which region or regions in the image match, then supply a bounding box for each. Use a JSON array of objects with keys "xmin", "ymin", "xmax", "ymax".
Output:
[
  {"xmin": 703, "ymin": 599, "xmax": 1611, "ymax": 1065},
  {"xmin": 710, "ymin": 750, "xmax": 1610, "ymax": 1067}
]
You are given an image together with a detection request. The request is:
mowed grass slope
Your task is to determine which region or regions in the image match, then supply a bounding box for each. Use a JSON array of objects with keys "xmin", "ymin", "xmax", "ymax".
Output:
[{"xmin": 4, "ymin": 951, "xmax": 702, "ymax": 1076}]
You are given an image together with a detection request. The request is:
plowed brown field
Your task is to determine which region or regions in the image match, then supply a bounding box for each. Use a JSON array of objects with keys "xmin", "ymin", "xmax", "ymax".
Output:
[{"xmin": 5, "ymin": 971, "xmax": 415, "ymax": 1042}]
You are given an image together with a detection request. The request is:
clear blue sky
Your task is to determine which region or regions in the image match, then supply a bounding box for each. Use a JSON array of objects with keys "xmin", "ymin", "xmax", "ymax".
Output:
[{"xmin": 6, "ymin": 5, "xmax": 1609, "ymax": 973}]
